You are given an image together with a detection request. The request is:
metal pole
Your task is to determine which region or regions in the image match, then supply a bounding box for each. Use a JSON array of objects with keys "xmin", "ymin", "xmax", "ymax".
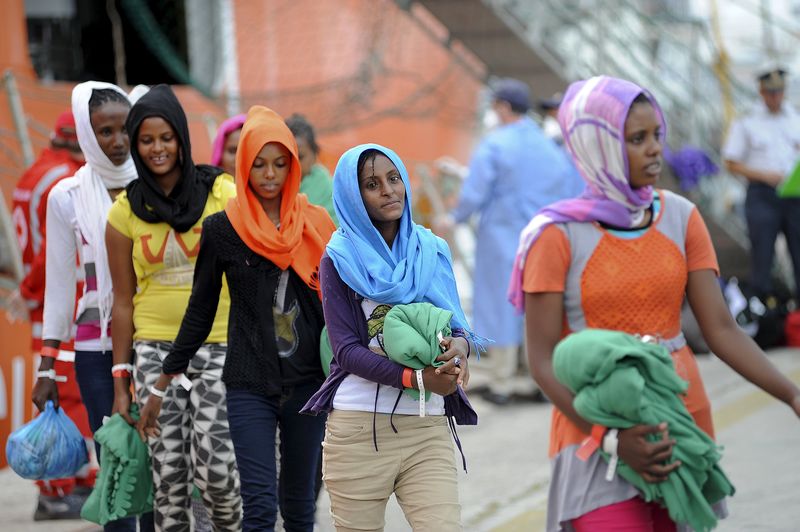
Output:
[
  {"xmin": 107, "ymin": 0, "xmax": 128, "ymax": 87},
  {"xmin": 219, "ymin": 0, "xmax": 241, "ymax": 116},
  {"xmin": 3, "ymin": 69, "xmax": 34, "ymax": 168},
  {"xmin": 760, "ymin": 0, "xmax": 777, "ymax": 60}
]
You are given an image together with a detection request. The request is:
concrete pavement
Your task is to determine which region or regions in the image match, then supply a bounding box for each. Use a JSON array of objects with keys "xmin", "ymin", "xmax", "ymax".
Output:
[
  {"xmin": 1, "ymin": 349, "xmax": 798, "ymax": 531},
  {"xmin": 477, "ymin": 349, "xmax": 800, "ymax": 532}
]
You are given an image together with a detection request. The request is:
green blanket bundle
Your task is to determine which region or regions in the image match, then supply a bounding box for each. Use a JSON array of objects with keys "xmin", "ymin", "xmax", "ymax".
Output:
[
  {"xmin": 382, "ymin": 302, "xmax": 452, "ymax": 401},
  {"xmin": 552, "ymin": 329, "xmax": 734, "ymax": 532},
  {"xmin": 81, "ymin": 405, "xmax": 153, "ymax": 524},
  {"xmin": 320, "ymin": 302, "xmax": 453, "ymax": 400},
  {"xmin": 320, "ymin": 326, "xmax": 334, "ymax": 377}
]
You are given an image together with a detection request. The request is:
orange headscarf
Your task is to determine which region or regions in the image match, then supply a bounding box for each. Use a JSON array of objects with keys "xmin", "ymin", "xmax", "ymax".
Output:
[{"xmin": 225, "ymin": 106, "xmax": 335, "ymax": 294}]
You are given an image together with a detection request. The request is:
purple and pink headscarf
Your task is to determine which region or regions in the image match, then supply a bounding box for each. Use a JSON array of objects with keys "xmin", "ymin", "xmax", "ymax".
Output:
[
  {"xmin": 210, "ymin": 113, "xmax": 247, "ymax": 167},
  {"xmin": 507, "ymin": 76, "xmax": 666, "ymax": 312}
]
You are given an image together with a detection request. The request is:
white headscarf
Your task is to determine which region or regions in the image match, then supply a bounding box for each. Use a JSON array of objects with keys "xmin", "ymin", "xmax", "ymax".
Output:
[
  {"xmin": 128, "ymin": 84, "xmax": 150, "ymax": 105},
  {"xmin": 71, "ymin": 81, "xmax": 138, "ymax": 340}
]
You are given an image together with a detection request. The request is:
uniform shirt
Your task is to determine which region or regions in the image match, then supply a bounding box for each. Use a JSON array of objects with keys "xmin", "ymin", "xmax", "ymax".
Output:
[
  {"xmin": 722, "ymin": 102, "xmax": 800, "ymax": 177},
  {"xmin": 11, "ymin": 148, "xmax": 83, "ymax": 350}
]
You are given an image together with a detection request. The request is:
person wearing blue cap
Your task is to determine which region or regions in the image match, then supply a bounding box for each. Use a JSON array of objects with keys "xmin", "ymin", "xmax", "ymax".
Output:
[
  {"xmin": 435, "ymin": 77, "xmax": 584, "ymax": 405},
  {"xmin": 723, "ymin": 66, "xmax": 800, "ymax": 302}
]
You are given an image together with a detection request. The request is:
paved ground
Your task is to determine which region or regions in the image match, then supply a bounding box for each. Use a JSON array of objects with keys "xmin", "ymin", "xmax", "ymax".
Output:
[{"xmin": 2, "ymin": 349, "xmax": 798, "ymax": 531}]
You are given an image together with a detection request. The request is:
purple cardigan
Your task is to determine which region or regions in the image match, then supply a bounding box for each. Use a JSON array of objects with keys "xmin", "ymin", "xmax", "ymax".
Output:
[{"xmin": 300, "ymin": 253, "xmax": 478, "ymax": 426}]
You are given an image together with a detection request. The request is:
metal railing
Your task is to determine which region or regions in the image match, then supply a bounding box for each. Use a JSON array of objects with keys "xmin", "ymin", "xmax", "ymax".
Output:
[{"xmin": 485, "ymin": 0, "xmax": 759, "ymax": 248}]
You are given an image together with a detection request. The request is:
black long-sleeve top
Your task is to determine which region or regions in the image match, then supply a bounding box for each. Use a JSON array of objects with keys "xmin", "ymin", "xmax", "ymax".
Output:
[{"xmin": 163, "ymin": 211, "xmax": 325, "ymax": 396}]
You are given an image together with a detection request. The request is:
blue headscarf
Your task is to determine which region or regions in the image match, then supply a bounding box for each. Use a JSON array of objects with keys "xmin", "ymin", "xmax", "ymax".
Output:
[{"xmin": 327, "ymin": 143, "xmax": 471, "ymax": 332}]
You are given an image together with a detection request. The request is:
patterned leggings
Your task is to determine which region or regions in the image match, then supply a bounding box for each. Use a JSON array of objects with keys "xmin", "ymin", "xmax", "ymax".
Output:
[{"xmin": 134, "ymin": 341, "xmax": 242, "ymax": 531}]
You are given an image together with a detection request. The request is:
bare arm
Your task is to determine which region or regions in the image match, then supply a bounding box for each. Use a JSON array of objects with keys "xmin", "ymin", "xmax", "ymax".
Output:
[
  {"xmin": 320, "ymin": 256, "xmax": 457, "ymax": 395},
  {"xmin": 525, "ymin": 291, "xmax": 592, "ymax": 433},
  {"xmin": 526, "ymin": 291, "xmax": 680, "ymax": 481},
  {"xmin": 687, "ymin": 269, "xmax": 800, "ymax": 414},
  {"xmin": 106, "ymin": 222, "xmax": 137, "ymax": 424},
  {"xmin": 724, "ymin": 159, "xmax": 783, "ymax": 187}
]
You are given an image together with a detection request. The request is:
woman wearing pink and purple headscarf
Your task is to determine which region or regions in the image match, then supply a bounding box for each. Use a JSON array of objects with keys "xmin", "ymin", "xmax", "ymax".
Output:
[
  {"xmin": 211, "ymin": 114, "xmax": 246, "ymax": 177},
  {"xmin": 511, "ymin": 76, "xmax": 800, "ymax": 531}
]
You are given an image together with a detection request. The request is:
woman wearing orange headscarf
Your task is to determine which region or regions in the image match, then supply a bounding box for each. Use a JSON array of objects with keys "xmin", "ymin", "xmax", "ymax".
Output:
[{"xmin": 137, "ymin": 106, "xmax": 335, "ymax": 531}]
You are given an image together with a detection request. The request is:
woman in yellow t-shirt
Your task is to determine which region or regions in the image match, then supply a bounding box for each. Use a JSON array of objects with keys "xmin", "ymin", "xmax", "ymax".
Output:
[{"xmin": 106, "ymin": 85, "xmax": 241, "ymax": 531}]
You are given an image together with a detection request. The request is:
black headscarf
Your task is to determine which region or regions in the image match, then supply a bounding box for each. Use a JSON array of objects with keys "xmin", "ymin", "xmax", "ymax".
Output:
[{"xmin": 125, "ymin": 84, "xmax": 218, "ymax": 232}]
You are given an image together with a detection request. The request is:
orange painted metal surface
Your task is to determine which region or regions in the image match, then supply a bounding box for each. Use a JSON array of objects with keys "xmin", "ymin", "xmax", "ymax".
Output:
[
  {"xmin": 0, "ymin": 0, "xmax": 484, "ymax": 465},
  {"xmin": 0, "ymin": 317, "xmax": 34, "ymax": 469},
  {"xmin": 231, "ymin": 0, "xmax": 483, "ymax": 169}
]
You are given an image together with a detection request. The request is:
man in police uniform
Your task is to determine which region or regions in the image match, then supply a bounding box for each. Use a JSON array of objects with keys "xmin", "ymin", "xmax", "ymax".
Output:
[{"xmin": 723, "ymin": 67, "xmax": 800, "ymax": 301}]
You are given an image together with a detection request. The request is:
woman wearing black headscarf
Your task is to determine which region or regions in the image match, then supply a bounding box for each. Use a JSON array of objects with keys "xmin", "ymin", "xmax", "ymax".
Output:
[{"xmin": 106, "ymin": 85, "xmax": 241, "ymax": 531}]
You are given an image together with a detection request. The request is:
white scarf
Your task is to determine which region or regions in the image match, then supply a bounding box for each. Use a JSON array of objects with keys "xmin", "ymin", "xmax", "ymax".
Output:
[{"xmin": 71, "ymin": 81, "xmax": 138, "ymax": 340}]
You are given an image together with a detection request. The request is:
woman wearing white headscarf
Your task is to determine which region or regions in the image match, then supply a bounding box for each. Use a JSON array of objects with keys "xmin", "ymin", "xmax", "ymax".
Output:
[{"xmin": 32, "ymin": 81, "xmax": 153, "ymax": 532}]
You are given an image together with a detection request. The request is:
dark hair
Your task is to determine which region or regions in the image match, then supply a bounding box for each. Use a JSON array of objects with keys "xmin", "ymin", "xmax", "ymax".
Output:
[
  {"xmin": 88, "ymin": 88, "xmax": 130, "ymax": 114},
  {"xmin": 286, "ymin": 113, "xmax": 319, "ymax": 154},
  {"xmin": 357, "ymin": 148, "xmax": 383, "ymax": 177},
  {"xmin": 632, "ymin": 93, "xmax": 651, "ymax": 106}
]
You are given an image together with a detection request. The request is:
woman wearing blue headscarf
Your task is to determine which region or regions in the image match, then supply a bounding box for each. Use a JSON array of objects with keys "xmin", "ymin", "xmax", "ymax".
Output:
[{"xmin": 302, "ymin": 144, "xmax": 479, "ymax": 531}]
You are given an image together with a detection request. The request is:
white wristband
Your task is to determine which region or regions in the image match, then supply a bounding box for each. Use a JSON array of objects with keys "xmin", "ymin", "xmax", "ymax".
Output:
[
  {"xmin": 416, "ymin": 369, "xmax": 425, "ymax": 417},
  {"xmin": 602, "ymin": 429, "xmax": 619, "ymax": 454},
  {"xmin": 111, "ymin": 363, "xmax": 134, "ymax": 374},
  {"xmin": 149, "ymin": 385, "xmax": 167, "ymax": 399},
  {"xmin": 603, "ymin": 429, "xmax": 619, "ymax": 481},
  {"xmin": 36, "ymin": 369, "xmax": 67, "ymax": 382}
]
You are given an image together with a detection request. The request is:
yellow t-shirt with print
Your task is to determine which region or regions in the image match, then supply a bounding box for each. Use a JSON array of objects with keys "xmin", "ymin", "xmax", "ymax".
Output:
[{"xmin": 108, "ymin": 174, "xmax": 235, "ymax": 342}]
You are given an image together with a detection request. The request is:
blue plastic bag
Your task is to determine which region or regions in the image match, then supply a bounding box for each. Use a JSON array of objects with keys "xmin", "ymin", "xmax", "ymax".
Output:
[{"xmin": 6, "ymin": 400, "xmax": 88, "ymax": 480}]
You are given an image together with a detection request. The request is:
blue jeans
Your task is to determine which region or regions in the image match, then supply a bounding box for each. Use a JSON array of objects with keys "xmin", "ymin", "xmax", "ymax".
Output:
[
  {"xmin": 226, "ymin": 383, "xmax": 326, "ymax": 532},
  {"xmin": 74, "ymin": 351, "xmax": 155, "ymax": 532}
]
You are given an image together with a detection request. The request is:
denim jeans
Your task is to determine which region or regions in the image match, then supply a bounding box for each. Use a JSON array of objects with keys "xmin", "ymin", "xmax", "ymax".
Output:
[
  {"xmin": 74, "ymin": 351, "xmax": 155, "ymax": 532},
  {"xmin": 226, "ymin": 382, "xmax": 326, "ymax": 532}
]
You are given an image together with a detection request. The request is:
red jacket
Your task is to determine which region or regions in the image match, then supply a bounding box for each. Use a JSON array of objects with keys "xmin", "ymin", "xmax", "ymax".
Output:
[{"xmin": 12, "ymin": 148, "xmax": 83, "ymax": 351}]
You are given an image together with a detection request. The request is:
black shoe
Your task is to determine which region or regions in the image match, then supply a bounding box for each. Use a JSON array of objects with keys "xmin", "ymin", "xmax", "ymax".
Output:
[
  {"xmin": 481, "ymin": 390, "xmax": 513, "ymax": 406},
  {"xmin": 33, "ymin": 493, "xmax": 86, "ymax": 521}
]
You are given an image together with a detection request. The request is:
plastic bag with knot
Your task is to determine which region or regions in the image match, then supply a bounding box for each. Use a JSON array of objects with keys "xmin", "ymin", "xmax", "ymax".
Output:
[{"xmin": 6, "ymin": 400, "xmax": 88, "ymax": 479}]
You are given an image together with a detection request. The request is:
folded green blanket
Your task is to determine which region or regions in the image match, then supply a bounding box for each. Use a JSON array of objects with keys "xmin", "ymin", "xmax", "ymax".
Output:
[
  {"xmin": 553, "ymin": 329, "xmax": 734, "ymax": 532},
  {"xmin": 81, "ymin": 405, "xmax": 153, "ymax": 524},
  {"xmin": 382, "ymin": 302, "xmax": 452, "ymax": 400},
  {"xmin": 320, "ymin": 326, "xmax": 333, "ymax": 377}
]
